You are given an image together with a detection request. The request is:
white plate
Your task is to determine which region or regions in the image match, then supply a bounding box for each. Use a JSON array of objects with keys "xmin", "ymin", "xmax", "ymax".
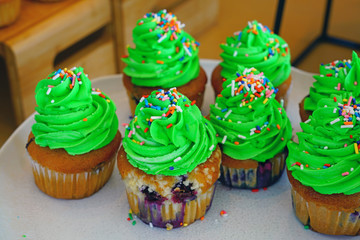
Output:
[{"xmin": 0, "ymin": 60, "xmax": 348, "ymax": 239}]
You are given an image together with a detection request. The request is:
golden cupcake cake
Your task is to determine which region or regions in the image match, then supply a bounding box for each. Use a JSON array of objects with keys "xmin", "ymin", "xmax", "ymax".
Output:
[
  {"xmin": 26, "ymin": 67, "xmax": 121, "ymax": 199},
  {"xmin": 117, "ymin": 88, "xmax": 221, "ymax": 229},
  {"xmin": 211, "ymin": 20, "xmax": 291, "ymax": 106},
  {"xmin": 288, "ymin": 95, "xmax": 360, "ymax": 235},
  {"xmin": 122, "ymin": 9, "xmax": 207, "ymax": 114},
  {"xmin": 210, "ymin": 66, "xmax": 292, "ymax": 188}
]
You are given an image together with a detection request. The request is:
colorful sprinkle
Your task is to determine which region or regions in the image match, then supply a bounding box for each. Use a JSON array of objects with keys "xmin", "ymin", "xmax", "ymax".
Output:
[
  {"xmin": 224, "ymin": 110, "xmax": 232, "ymax": 119},
  {"xmin": 220, "ymin": 210, "xmax": 228, "ymax": 217},
  {"xmin": 166, "ymin": 223, "xmax": 173, "ymax": 230},
  {"xmin": 355, "ymin": 143, "xmax": 359, "ymax": 154},
  {"xmin": 341, "ymin": 124, "xmax": 354, "ymax": 128},
  {"xmin": 237, "ymin": 134, "xmax": 246, "ymax": 139},
  {"xmin": 330, "ymin": 118, "xmax": 340, "ymax": 125},
  {"xmin": 157, "ymin": 33, "xmax": 167, "ymax": 43},
  {"xmin": 128, "ymin": 130, "xmax": 133, "ymax": 138},
  {"xmin": 345, "ymin": 62, "xmax": 352, "ymax": 69}
]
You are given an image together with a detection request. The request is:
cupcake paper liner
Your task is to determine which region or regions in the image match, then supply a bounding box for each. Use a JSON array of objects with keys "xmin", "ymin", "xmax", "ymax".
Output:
[
  {"xmin": 29, "ymin": 154, "xmax": 116, "ymax": 199},
  {"xmin": 291, "ymin": 187, "xmax": 360, "ymax": 235},
  {"xmin": 125, "ymin": 184, "xmax": 216, "ymax": 228},
  {"xmin": 219, "ymin": 152, "xmax": 286, "ymax": 189}
]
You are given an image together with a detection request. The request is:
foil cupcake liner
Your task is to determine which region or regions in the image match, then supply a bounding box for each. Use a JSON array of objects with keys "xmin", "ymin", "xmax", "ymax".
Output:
[
  {"xmin": 291, "ymin": 187, "xmax": 360, "ymax": 235},
  {"xmin": 125, "ymin": 184, "xmax": 216, "ymax": 228},
  {"xmin": 29, "ymin": 155, "xmax": 115, "ymax": 199},
  {"xmin": 219, "ymin": 152, "xmax": 285, "ymax": 189}
]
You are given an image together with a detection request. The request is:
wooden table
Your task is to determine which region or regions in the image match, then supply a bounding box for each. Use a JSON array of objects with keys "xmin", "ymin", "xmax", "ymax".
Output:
[{"xmin": 0, "ymin": 0, "xmax": 119, "ymax": 124}]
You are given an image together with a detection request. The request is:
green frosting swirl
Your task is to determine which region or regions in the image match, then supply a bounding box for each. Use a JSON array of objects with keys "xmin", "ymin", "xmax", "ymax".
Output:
[
  {"xmin": 122, "ymin": 9, "xmax": 200, "ymax": 88},
  {"xmin": 209, "ymin": 67, "xmax": 292, "ymax": 162},
  {"xmin": 304, "ymin": 51, "xmax": 360, "ymax": 112},
  {"xmin": 220, "ymin": 20, "xmax": 291, "ymax": 87},
  {"xmin": 288, "ymin": 95, "xmax": 360, "ymax": 195},
  {"xmin": 122, "ymin": 88, "xmax": 217, "ymax": 176},
  {"xmin": 32, "ymin": 67, "xmax": 119, "ymax": 155}
]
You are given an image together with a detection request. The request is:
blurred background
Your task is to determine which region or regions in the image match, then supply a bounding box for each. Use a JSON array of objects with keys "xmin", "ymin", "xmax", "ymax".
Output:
[{"xmin": 1, "ymin": 0, "xmax": 360, "ymax": 146}]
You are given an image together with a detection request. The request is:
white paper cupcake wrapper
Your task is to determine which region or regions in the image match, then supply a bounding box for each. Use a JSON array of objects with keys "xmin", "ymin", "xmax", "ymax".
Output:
[
  {"xmin": 291, "ymin": 187, "xmax": 360, "ymax": 235},
  {"xmin": 29, "ymin": 155, "xmax": 115, "ymax": 199}
]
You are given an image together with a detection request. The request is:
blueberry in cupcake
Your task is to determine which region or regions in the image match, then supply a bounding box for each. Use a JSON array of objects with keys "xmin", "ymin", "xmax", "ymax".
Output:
[{"xmin": 117, "ymin": 88, "xmax": 221, "ymax": 229}]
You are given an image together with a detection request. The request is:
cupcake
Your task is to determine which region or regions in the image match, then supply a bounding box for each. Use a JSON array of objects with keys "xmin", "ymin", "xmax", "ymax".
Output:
[
  {"xmin": 209, "ymin": 66, "xmax": 292, "ymax": 189},
  {"xmin": 300, "ymin": 51, "xmax": 360, "ymax": 122},
  {"xmin": 26, "ymin": 67, "xmax": 121, "ymax": 199},
  {"xmin": 287, "ymin": 96, "xmax": 360, "ymax": 235},
  {"xmin": 122, "ymin": 9, "xmax": 207, "ymax": 114},
  {"xmin": 0, "ymin": 0, "xmax": 21, "ymax": 27},
  {"xmin": 117, "ymin": 88, "xmax": 221, "ymax": 229},
  {"xmin": 211, "ymin": 20, "xmax": 291, "ymax": 107}
]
